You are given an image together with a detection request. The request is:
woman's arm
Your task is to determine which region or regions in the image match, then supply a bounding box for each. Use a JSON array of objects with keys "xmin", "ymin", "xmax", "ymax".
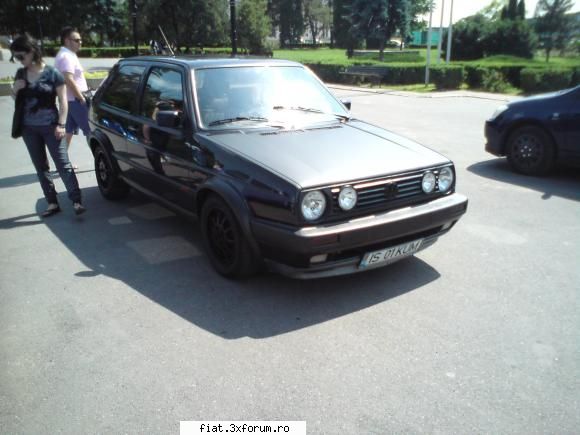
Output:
[{"xmin": 55, "ymin": 84, "xmax": 68, "ymax": 139}]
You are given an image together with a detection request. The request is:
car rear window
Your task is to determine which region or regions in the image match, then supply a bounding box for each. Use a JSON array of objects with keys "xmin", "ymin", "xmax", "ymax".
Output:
[{"xmin": 102, "ymin": 65, "xmax": 146, "ymax": 112}]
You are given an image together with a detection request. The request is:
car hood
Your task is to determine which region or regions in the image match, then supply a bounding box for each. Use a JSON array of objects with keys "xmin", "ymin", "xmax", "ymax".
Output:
[{"xmin": 204, "ymin": 120, "xmax": 450, "ymax": 188}]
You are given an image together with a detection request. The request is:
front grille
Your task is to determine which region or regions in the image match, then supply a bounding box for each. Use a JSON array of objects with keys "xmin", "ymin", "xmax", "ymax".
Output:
[
  {"xmin": 351, "ymin": 174, "xmax": 423, "ymax": 208},
  {"xmin": 328, "ymin": 168, "xmax": 451, "ymax": 218}
]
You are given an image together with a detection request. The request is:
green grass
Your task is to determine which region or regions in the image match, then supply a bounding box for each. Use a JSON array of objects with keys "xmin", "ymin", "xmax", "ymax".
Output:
[
  {"xmin": 85, "ymin": 71, "xmax": 108, "ymax": 79},
  {"xmin": 273, "ymin": 47, "xmax": 427, "ymax": 65}
]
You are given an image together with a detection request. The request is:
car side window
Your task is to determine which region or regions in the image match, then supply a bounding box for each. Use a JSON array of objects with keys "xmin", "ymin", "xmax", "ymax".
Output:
[
  {"xmin": 141, "ymin": 67, "xmax": 185, "ymax": 124},
  {"xmin": 101, "ymin": 65, "xmax": 146, "ymax": 112}
]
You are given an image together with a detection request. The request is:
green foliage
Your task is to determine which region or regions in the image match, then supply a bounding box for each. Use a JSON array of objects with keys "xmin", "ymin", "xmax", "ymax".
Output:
[
  {"xmin": 520, "ymin": 67, "xmax": 574, "ymax": 92},
  {"xmin": 275, "ymin": 0, "xmax": 305, "ymax": 47},
  {"xmin": 481, "ymin": 69, "xmax": 511, "ymax": 92},
  {"xmin": 535, "ymin": 0, "xmax": 577, "ymax": 61},
  {"xmin": 349, "ymin": 0, "xmax": 411, "ymax": 58},
  {"xmin": 140, "ymin": 0, "xmax": 229, "ymax": 48},
  {"xmin": 430, "ymin": 66, "xmax": 465, "ymax": 89},
  {"xmin": 332, "ymin": 0, "xmax": 353, "ymax": 48},
  {"xmin": 238, "ymin": 0, "xmax": 271, "ymax": 54},
  {"xmin": 482, "ymin": 19, "xmax": 538, "ymax": 58},
  {"xmin": 303, "ymin": 0, "xmax": 331, "ymax": 45},
  {"xmin": 448, "ymin": 14, "xmax": 488, "ymax": 60}
]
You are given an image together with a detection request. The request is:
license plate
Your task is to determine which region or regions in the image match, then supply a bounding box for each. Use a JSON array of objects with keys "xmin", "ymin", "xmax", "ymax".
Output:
[{"xmin": 360, "ymin": 239, "xmax": 423, "ymax": 268}]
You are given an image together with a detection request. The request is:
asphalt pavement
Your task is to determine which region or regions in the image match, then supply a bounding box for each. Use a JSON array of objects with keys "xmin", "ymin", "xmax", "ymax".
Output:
[{"xmin": 0, "ymin": 64, "xmax": 579, "ymax": 434}]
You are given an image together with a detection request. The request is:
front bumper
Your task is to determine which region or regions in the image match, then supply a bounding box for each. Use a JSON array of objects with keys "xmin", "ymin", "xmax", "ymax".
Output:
[
  {"xmin": 252, "ymin": 193, "xmax": 468, "ymax": 279},
  {"xmin": 484, "ymin": 121, "xmax": 505, "ymax": 156}
]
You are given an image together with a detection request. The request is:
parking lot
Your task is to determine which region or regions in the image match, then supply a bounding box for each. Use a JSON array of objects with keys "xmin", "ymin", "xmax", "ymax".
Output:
[{"xmin": 1, "ymin": 86, "xmax": 579, "ymax": 434}]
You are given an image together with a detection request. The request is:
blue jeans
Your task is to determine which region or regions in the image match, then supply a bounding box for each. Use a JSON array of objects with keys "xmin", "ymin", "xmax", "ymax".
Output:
[{"xmin": 22, "ymin": 125, "xmax": 82, "ymax": 204}]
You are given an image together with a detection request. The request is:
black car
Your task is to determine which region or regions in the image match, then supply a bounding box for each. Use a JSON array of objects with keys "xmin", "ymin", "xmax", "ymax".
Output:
[
  {"xmin": 485, "ymin": 85, "xmax": 580, "ymax": 175},
  {"xmin": 89, "ymin": 57, "xmax": 467, "ymax": 279}
]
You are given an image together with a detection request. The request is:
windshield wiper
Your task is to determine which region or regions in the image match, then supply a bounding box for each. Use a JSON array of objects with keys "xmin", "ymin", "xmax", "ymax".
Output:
[
  {"xmin": 208, "ymin": 116, "xmax": 268, "ymax": 126},
  {"xmin": 273, "ymin": 106, "xmax": 351, "ymax": 122}
]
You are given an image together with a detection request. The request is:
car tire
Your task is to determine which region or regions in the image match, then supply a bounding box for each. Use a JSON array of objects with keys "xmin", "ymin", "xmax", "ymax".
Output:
[
  {"xmin": 94, "ymin": 144, "xmax": 130, "ymax": 200},
  {"xmin": 200, "ymin": 195, "xmax": 260, "ymax": 279},
  {"xmin": 506, "ymin": 126, "xmax": 555, "ymax": 175}
]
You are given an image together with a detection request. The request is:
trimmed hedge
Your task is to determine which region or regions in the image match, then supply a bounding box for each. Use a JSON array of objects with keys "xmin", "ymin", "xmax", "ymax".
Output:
[
  {"xmin": 520, "ymin": 68, "xmax": 575, "ymax": 93},
  {"xmin": 42, "ymin": 45, "xmax": 149, "ymax": 57},
  {"xmin": 430, "ymin": 66, "xmax": 464, "ymax": 89}
]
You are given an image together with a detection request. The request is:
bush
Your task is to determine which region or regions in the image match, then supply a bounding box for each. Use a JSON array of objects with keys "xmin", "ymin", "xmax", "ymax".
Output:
[
  {"xmin": 305, "ymin": 64, "xmax": 344, "ymax": 82},
  {"xmin": 465, "ymin": 66, "xmax": 486, "ymax": 88},
  {"xmin": 430, "ymin": 66, "xmax": 464, "ymax": 89},
  {"xmin": 520, "ymin": 68, "xmax": 574, "ymax": 93},
  {"xmin": 382, "ymin": 66, "xmax": 425, "ymax": 84},
  {"xmin": 481, "ymin": 69, "xmax": 510, "ymax": 93}
]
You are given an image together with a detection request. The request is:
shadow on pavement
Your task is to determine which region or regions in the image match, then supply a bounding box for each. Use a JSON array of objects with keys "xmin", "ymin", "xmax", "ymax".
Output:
[
  {"xmin": 468, "ymin": 159, "xmax": 580, "ymax": 202},
  {"xmin": 0, "ymin": 173, "xmax": 40, "ymax": 189},
  {"xmin": 0, "ymin": 212, "xmax": 44, "ymax": 229},
  {"xmin": 37, "ymin": 186, "xmax": 441, "ymax": 339}
]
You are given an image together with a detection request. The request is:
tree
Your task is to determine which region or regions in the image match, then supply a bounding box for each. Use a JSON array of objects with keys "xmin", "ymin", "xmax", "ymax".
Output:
[
  {"xmin": 276, "ymin": 0, "xmax": 304, "ymax": 47},
  {"xmin": 140, "ymin": 0, "xmax": 228, "ymax": 49},
  {"xmin": 479, "ymin": 0, "xmax": 509, "ymax": 20},
  {"xmin": 303, "ymin": 0, "xmax": 331, "ymax": 46},
  {"xmin": 238, "ymin": 0, "xmax": 271, "ymax": 53},
  {"xmin": 349, "ymin": 0, "xmax": 411, "ymax": 60},
  {"xmin": 447, "ymin": 14, "xmax": 488, "ymax": 60},
  {"xmin": 483, "ymin": 18, "xmax": 537, "ymax": 58},
  {"xmin": 332, "ymin": 0, "xmax": 353, "ymax": 48},
  {"xmin": 517, "ymin": 0, "xmax": 526, "ymax": 19},
  {"xmin": 535, "ymin": 0, "xmax": 576, "ymax": 61}
]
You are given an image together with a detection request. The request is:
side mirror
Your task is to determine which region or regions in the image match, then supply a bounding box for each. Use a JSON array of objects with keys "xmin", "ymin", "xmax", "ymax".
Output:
[
  {"xmin": 341, "ymin": 99, "xmax": 351, "ymax": 110},
  {"xmin": 156, "ymin": 110, "xmax": 182, "ymax": 128}
]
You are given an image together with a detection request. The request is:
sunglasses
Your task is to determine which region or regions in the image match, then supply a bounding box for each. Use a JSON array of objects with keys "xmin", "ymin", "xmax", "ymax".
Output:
[
  {"xmin": 13, "ymin": 53, "xmax": 27, "ymax": 61},
  {"xmin": 69, "ymin": 38, "xmax": 82, "ymax": 43}
]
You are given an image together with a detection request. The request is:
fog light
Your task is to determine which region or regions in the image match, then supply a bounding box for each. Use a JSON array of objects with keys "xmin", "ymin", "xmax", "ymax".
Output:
[{"xmin": 310, "ymin": 254, "xmax": 328, "ymax": 264}]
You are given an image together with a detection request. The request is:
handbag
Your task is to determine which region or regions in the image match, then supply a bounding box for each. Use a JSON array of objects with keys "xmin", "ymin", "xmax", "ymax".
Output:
[{"xmin": 11, "ymin": 68, "xmax": 26, "ymax": 139}]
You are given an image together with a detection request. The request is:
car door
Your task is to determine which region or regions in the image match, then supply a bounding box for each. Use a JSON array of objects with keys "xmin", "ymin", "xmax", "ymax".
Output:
[
  {"xmin": 561, "ymin": 88, "xmax": 580, "ymax": 164},
  {"xmin": 126, "ymin": 65, "xmax": 196, "ymax": 211},
  {"xmin": 97, "ymin": 64, "xmax": 146, "ymax": 173}
]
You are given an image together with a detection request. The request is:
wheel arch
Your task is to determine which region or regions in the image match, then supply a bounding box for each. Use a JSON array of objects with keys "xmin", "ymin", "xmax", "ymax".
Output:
[{"xmin": 196, "ymin": 181, "xmax": 261, "ymax": 257}]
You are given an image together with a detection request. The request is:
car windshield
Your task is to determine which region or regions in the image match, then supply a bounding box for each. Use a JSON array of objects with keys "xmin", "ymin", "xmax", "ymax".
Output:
[{"xmin": 193, "ymin": 65, "xmax": 349, "ymax": 129}]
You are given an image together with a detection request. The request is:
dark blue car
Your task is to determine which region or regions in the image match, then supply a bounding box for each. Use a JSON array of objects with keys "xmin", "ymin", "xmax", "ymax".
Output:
[{"xmin": 485, "ymin": 85, "xmax": 580, "ymax": 175}]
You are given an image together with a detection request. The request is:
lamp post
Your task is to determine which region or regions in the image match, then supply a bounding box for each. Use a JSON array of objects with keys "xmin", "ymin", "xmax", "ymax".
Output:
[
  {"xmin": 230, "ymin": 0, "xmax": 238, "ymax": 57},
  {"xmin": 26, "ymin": 2, "xmax": 50, "ymax": 55},
  {"xmin": 131, "ymin": 0, "xmax": 138, "ymax": 56}
]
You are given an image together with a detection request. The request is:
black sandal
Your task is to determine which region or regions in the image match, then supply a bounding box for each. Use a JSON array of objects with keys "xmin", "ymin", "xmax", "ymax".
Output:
[{"xmin": 41, "ymin": 204, "xmax": 61, "ymax": 217}]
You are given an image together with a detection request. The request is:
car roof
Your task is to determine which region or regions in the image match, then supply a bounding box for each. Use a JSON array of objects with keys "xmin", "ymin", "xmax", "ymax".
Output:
[{"xmin": 118, "ymin": 56, "xmax": 302, "ymax": 70}]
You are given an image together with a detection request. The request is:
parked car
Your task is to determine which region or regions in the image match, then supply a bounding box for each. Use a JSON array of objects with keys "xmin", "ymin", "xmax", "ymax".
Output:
[
  {"xmin": 89, "ymin": 57, "xmax": 468, "ymax": 279},
  {"xmin": 485, "ymin": 85, "xmax": 580, "ymax": 175}
]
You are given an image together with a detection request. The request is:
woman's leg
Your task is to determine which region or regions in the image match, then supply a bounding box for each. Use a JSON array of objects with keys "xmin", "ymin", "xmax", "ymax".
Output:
[
  {"xmin": 43, "ymin": 126, "xmax": 82, "ymax": 204},
  {"xmin": 21, "ymin": 126, "xmax": 58, "ymax": 205}
]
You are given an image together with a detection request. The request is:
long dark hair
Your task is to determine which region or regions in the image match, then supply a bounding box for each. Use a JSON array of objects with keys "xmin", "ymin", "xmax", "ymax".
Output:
[{"xmin": 10, "ymin": 34, "xmax": 43, "ymax": 64}]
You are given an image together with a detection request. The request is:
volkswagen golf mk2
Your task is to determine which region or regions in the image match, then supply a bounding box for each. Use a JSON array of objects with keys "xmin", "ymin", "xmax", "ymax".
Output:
[{"xmin": 89, "ymin": 57, "xmax": 468, "ymax": 279}]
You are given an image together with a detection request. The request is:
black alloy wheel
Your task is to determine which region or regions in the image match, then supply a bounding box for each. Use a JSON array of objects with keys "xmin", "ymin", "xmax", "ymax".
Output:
[
  {"xmin": 94, "ymin": 145, "xmax": 130, "ymax": 200},
  {"xmin": 201, "ymin": 195, "xmax": 259, "ymax": 279},
  {"xmin": 506, "ymin": 126, "xmax": 555, "ymax": 175}
]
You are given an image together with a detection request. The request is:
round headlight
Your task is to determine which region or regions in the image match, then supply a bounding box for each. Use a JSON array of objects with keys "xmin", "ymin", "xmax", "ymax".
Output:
[
  {"xmin": 301, "ymin": 190, "xmax": 326, "ymax": 221},
  {"xmin": 338, "ymin": 186, "xmax": 357, "ymax": 211},
  {"xmin": 422, "ymin": 171, "xmax": 436, "ymax": 193},
  {"xmin": 438, "ymin": 167, "xmax": 454, "ymax": 192}
]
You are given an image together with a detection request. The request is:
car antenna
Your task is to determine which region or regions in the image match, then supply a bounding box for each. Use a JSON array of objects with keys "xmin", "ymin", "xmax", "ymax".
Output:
[{"xmin": 158, "ymin": 25, "xmax": 175, "ymax": 57}]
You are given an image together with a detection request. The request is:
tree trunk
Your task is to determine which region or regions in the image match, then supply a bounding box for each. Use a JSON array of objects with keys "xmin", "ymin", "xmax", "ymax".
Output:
[{"xmin": 379, "ymin": 37, "xmax": 385, "ymax": 61}]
